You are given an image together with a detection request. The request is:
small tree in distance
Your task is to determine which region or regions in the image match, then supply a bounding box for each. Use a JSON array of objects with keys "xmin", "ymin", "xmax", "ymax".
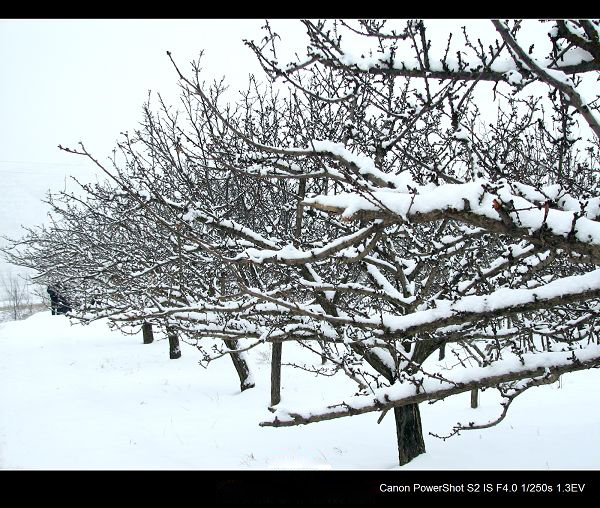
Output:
[{"xmin": 0, "ymin": 274, "xmax": 35, "ymax": 321}]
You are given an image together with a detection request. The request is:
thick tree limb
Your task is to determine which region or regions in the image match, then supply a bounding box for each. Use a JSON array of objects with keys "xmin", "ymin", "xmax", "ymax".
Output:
[
  {"xmin": 260, "ymin": 347, "xmax": 600, "ymax": 427},
  {"xmin": 493, "ymin": 20, "xmax": 600, "ymax": 140},
  {"xmin": 303, "ymin": 186, "xmax": 600, "ymax": 265}
]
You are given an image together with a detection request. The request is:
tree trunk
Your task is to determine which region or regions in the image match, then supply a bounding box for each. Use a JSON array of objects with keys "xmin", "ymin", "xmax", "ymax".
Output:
[
  {"xmin": 219, "ymin": 273, "xmax": 255, "ymax": 392},
  {"xmin": 224, "ymin": 338, "xmax": 255, "ymax": 392},
  {"xmin": 270, "ymin": 341, "xmax": 282, "ymax": 406},
  {"xmin": 167, "ymin": 327, "xmax": 181, "ymax": 359},
  {"xmin": 470, "ymin": 388, "xmax": 479, "ymax": 408},
  {"xmin": 319, "ymin": 340, "xmax": 327, "ymax": 364},
  {"xmin": 142, "ymin": 322, "xmax": 154, "ymax": 344},
  {"xmin": 394, "ymin": 403, "xmax": 426, "ymax": 466},
  {"xmin": 438, "ymin": 342, "xmax": 446, "ymax": 360}
]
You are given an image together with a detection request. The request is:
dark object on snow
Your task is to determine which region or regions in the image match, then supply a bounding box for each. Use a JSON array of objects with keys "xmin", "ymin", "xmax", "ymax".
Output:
[
  {"xmin": 166, "ymin": 326, "xmax": 182, "ymax": 359},
  {"xmin": 142, "ymin": 322, "xmax": 154, "ymax": 344},
  {"xmin": 47, "ymin": 285, "xmax": 72, "ymax": 315}
]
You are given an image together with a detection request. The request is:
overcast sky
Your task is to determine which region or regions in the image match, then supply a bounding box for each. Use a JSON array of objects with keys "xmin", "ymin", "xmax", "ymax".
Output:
[{"xmin": 0, "ymin": 19, "xmax": 306, "ymax": 279}]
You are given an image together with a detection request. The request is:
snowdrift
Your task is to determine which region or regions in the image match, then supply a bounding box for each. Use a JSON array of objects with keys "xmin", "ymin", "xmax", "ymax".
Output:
[{"xmin": 0, "ymin": 311, "xmax": 598, "ymax": 469}]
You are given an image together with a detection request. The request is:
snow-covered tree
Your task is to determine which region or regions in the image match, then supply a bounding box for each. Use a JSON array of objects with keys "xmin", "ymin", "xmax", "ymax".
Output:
[
  {"xmin": 4, "ymin": 19, "xmax": 600, "ymax": 466},
  {"xmin": 236, "ymin": 19, "xmax": 600, "ymax": 465}
]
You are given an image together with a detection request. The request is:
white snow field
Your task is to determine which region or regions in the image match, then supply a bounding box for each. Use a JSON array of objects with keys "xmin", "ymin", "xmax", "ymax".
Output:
[{"xmin": 0, "ymin": 311, "xmax": 598, "ymax": 470}]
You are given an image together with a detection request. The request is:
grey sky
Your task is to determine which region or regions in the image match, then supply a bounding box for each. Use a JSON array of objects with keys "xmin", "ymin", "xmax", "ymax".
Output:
[{"xmin": 0, "ymin": 19, "xmax": 303, "ymax": 279}]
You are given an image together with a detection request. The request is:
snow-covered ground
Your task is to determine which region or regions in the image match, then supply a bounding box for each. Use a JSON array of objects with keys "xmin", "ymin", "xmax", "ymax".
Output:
[{"xmin": 0, "ymin": 311, "xmax": 598, "ymax": 470}]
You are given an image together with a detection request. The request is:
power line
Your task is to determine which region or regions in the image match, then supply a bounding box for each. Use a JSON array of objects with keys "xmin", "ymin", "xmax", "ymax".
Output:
[
  {"xmin": 0, "ymin": 160, "xmax": 88, "ymax": 166},
  {"xmin": 0, "ymin": 169, "xmax": 90, "ymax": 176}
]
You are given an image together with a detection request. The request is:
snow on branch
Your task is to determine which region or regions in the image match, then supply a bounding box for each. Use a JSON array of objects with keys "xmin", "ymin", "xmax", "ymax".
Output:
[
  {"xmin": 231, "ymin": 266, "xmax": 600, "ymax": 340},
  {"xmin": 264, "ymin": 20, "xmax": 600, "ymax": 86},
  {"xmin": 261, "ymin": 345, "xmax": 600, "ymax": 427},
  {"xmin": 303, "ymin": 181, "xmax": 600, "ymax": 264},
  {"xmin": 493, "ymin": 20, "xmax": 600, "ymax": 140}
]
